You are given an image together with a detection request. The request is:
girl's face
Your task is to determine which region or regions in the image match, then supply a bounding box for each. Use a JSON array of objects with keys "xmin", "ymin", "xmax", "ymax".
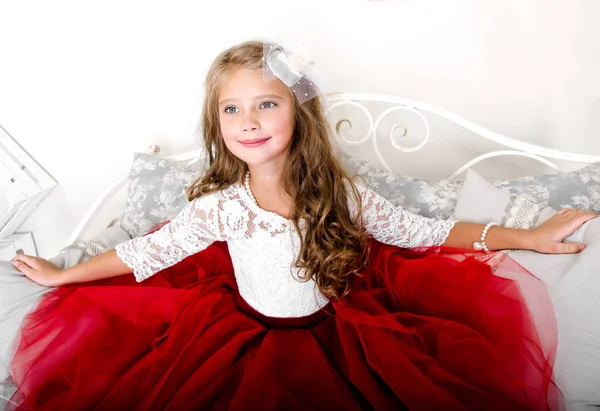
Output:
[{"xmin": 218, "ymin": 67, "xmax": 295, "ymax": 172}]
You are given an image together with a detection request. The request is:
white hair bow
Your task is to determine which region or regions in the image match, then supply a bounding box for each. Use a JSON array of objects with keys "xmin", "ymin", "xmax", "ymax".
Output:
[{"xmin": 263, "ymin": 42, "xmax": 320, "ymax": 104}]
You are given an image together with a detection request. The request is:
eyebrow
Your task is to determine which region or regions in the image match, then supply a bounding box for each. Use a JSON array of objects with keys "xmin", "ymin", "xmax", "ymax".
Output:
[{"xmin": 218, "ymin": 94, "xmax": 285, "ymax": 106}]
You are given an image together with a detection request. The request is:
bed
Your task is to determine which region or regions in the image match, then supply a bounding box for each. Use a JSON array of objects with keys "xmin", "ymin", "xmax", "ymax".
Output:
[{"xmin": 2, "ymin": 92, "xmax": 600, "ymax": 410}]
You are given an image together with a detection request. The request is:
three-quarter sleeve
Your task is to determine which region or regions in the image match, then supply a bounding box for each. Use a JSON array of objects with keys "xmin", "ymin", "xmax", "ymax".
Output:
[
  {"xmin": 115, "ymin": 192, "xmax": 227, "ymax": 282},
  {"xmin": 349, "ymin": 181, "xmax": 457, "ymax": 248}
]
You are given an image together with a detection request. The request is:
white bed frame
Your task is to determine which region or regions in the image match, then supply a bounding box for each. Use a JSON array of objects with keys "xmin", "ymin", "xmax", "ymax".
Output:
[{"xmin": 67, "ymin": 92, "xmax": 600, "ymax": 244}]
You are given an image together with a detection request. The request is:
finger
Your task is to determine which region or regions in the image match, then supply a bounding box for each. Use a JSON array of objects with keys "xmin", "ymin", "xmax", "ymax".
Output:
[
  {"xmin": 572, "ymin": 212, "xmax": 599, "ymax": 226},
  {"xmin": 552, "ymin": 242, "xmax": 586, "ymax": 254},
  {"xmin": 576, "ymin": 209, "xmax": 596, "ymax": 216},
  {"xmin": 11, "ymin": 254, "xmax": 32, "ymax": 262},
  {"xmin": 12, "ymin": 261, "xmax": 35, "ymax": 276},
  {"xmin": 557, "ymin": 208, "xmax": 577, "ymax": 216},
  {"xmin": 551, "ymin": 209, "xmax": 575, "ymax": 223},
  {"xmin": 11, "ymin": 254, "xmax": 40, "ymax": 269}
]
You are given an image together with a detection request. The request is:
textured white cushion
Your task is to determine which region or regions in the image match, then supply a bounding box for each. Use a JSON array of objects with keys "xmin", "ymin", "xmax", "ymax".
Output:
[
  {"xmin": 511, "ymin": 211, "xmax": 600, "ymax": 409},
  {"xmin": 454, "ymin": 169, "xmax": 600, "ymax": 408},
  {"xmin": 0, "ymin": 225, "xmax": 131, "ymax": 381}
]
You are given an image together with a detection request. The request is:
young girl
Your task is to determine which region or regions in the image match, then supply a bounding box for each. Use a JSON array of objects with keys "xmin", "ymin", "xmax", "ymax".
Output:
[{"xmin": 8, "ymin": 40, "xmax": 596, "ymax": 411}]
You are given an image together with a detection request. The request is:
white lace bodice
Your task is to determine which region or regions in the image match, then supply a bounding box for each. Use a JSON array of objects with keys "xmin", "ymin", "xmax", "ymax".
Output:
[{"xmin": 116, "ymin": 182, "xmax": 456, "ymax": 317}]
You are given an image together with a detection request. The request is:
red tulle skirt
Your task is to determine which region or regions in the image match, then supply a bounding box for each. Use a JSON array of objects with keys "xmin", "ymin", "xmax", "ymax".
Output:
[{"xmin": 7, "ymin": 240, "xmax": 563, "ymax": 410}]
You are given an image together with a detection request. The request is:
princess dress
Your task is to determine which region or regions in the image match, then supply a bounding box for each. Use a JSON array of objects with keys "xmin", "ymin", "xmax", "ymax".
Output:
[{"xmin": 7, "ymin": 182, "xmax": 562, "ymax": 410}]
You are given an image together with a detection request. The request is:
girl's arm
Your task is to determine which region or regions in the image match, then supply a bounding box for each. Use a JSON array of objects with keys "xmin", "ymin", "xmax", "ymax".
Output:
[
  {"xmin": 444, "ymin": 209, "xmax": 597, "ymax": 254},
  {"xmin": 13, "ymin": 190, "xmax": 232, "ymax": 287},
  {"xmin": 12, "ymin": 249, "xmax": 130, "ymax": 287},
  {"xmin": 353, "ymin": 181, "xmax": 597, "ymax": 254},
  {"xmin": 443, "ymin": 222, "xmax": 531, "ymax": 250}
]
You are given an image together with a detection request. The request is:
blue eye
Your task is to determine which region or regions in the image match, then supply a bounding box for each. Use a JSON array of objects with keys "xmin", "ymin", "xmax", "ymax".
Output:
[
  {"xmin": 224, "ymin": 106, "xmax": 238, "ymax": 114},
  {"xmin": 260, "ymin": 101, "xmax": 277, "ymax": 109}
]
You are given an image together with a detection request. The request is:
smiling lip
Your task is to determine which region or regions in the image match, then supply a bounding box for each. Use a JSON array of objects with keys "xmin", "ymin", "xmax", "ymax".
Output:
[{"xmin": 239, "ymin": 137, "xmax": 270, "ymax": 147}]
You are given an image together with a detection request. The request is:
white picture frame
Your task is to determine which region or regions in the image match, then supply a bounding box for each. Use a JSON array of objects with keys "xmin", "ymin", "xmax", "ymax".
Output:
[
  {"xmin": 0, "ymin": 232, "xmax": 37, "ymax": 260},
  {"xmin": 0, "ymin": 125, "xmax": 58, "ymax": 239}
]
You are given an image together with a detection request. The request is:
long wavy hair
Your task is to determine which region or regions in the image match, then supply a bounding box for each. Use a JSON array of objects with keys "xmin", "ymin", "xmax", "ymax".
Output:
[{"xmin": 186, "ymin": 40, "xmax": 369, "ymax": 300}]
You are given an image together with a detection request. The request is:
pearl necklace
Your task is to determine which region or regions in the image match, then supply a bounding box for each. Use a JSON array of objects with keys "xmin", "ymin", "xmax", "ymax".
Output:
[
  {"xmin": 244, "ymin": 172, "xmax": 292, "ymax": 225},
  {"xmin": 244, "ymin": 172, "xmax": 258, "ymax": 206}
]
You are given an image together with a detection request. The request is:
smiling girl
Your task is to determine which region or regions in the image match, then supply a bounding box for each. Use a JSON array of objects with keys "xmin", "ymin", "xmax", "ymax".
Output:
[{"xmin": 8, "ymin": 40, "xmax": 593, "ymax": 410}]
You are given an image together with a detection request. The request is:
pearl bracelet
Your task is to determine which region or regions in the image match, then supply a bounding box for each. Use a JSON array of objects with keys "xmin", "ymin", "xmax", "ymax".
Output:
[{"xmin": 472, "ymin": 222, "xmax": 500, "ymax": 252}]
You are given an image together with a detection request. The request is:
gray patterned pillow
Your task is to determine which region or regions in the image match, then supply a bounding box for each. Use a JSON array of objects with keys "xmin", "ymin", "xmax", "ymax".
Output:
[
  {"xmin": 490, "ymin": 164, "xmax": 600, "ymax": 213},
  {"xmin": 119, "ymin": 153, "xmax": 200, "ymax": 238},
  {"xmin": 337, "ymin": 152, "xmax": 463, "ymax": 220},
  {"xmin": 338, "ymin": 152, "xmax": 600, "ymax": 220}
]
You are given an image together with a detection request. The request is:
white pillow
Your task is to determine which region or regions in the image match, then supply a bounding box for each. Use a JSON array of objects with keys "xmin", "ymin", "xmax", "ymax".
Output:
[
  {"xmin": 454, "ymin": 169, "xmax": 600, "ymax": 408},
  {"xmin": 451, "ymin": 169, "xmax": 511, "ymax": 224},
  {"xmin": 452, "ymin": 169, "xmax": 549, "ymax": 230}
]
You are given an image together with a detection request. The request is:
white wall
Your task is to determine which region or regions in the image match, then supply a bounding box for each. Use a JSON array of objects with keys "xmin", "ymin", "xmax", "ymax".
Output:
[{"xmin": 1, "ymin": 0, "xmax": 598, "ymax": 257}]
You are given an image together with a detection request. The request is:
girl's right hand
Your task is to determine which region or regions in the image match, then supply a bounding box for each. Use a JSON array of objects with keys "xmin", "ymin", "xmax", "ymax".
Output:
[{"xmin": 11, "ymin": 254, "xmax": 65, "ymax": 287}]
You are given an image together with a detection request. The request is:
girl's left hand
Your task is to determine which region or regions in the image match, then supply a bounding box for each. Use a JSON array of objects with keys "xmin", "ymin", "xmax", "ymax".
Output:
[{"xmin": 528, "ymin": 208, "xmax": 598, "ymax": 254}]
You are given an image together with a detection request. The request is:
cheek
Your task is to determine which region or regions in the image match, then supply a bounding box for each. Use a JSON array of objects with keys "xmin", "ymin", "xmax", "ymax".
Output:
[
  {"xmin": 218, "ymin": 123, "xmax": 237, "ymax": 154},
  {"xmin": 270, "ymin": 110, "xmax": 295, "ymax": 136},
  {"xmin": 219, "ymin": 119, "xmax": 235, "ymax": 141},
  {"xmin": 283, "ymin": 105, "xmax": 295, "ymax": 129},
  {"xmin": 283, "ymin": 112, "xmax": 296, "ymax": 138}
]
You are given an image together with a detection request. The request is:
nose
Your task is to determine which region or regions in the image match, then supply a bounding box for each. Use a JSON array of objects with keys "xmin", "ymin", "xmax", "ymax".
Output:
[{"xmin": 241, "ymin": 110, "xmax": 260, "ymax": 132}]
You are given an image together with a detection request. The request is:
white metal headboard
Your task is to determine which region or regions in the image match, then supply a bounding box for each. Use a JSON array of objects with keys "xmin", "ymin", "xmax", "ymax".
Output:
[
  {"xmin": 326, "ymin": 93, "xmax": 600, "ymax": 179},
  {"xmin": 67, "ymin": 92, "xmax": 600, "ymax": 244}
]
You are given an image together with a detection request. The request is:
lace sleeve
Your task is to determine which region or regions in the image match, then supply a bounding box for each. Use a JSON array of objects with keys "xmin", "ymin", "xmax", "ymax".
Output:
[
  {"xmin": 349, "ymin": 181, "xmax": 457, "ymax": 248},
  {"xmin": 115, "ymin": 191, "xmax": 229, "ymax": 282}
]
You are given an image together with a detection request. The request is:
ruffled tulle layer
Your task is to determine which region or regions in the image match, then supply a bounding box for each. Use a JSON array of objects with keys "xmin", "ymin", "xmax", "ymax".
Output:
[{"xmin": 7, "ymin": 240, "xmax": 562, "ymax": 410}]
